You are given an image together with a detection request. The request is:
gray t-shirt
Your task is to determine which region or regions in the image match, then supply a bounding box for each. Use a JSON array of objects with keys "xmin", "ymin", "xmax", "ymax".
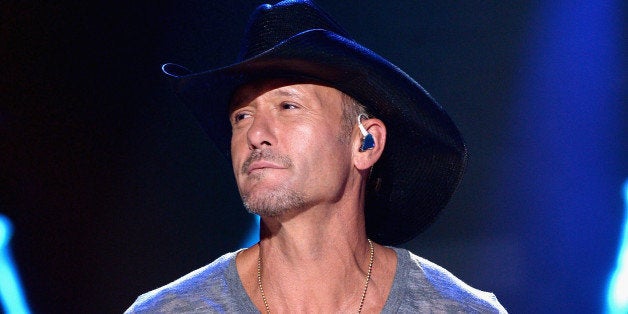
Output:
[{"xmin": 125, "ymin": 247, "xmax": 506, "ymax": 313}]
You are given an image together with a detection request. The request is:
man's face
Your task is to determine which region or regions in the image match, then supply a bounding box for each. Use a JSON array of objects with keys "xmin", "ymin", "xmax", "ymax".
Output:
[{"xmin": 229, "ymin": 81, "xmax": 353, "ymax": 217}]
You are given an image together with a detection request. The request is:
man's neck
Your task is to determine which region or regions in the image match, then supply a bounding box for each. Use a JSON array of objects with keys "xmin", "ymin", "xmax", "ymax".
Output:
[{"xmin": 235, "ymin": 205, "xmax": 397, "ymax": 313}]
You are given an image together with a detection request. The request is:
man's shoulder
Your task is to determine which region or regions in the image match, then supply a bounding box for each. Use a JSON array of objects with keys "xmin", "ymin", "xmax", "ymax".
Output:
[
  {"xmin": 391, "ymin": 247, "xmax": 507, "ymax": 313},
  {"xmin": 124, "ymin": 251, "xmax": 242, "ymax": 313}
]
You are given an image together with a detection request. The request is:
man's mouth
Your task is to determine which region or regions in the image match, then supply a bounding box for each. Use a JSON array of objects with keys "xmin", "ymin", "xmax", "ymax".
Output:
[
  {"xmin": 246, "ymin": 160, "xmax": 285, "ymax": 175},
  {"xmin": 241, "ymin": 149, "xmax": 293, "ymax": 175}
]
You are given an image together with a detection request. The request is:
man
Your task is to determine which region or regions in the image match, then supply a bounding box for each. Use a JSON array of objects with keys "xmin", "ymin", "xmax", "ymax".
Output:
[{"xmin": 126, "ymin": 0, "xmax": 506, "ymax": 312}]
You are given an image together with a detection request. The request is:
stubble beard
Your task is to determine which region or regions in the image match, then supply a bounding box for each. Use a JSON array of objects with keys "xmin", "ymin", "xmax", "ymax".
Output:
[
  {"xmin": 239, "ymin": 149, "xmax": 306, "ymax": 217},
  {"xmin": 242, "ymin": 187, "xmax": 306, "ymax": 217}
]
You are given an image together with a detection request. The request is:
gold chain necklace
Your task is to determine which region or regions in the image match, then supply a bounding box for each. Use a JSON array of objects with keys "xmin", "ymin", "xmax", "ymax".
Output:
[{"xmin": 257, "ymin": 239, "xmax": 374, "ymax": 314}]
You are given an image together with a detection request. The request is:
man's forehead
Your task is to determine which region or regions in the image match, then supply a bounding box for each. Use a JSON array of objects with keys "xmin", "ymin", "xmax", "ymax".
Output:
[{"xmin": 229, "ymin": 79, "xmax": 342, "ymax": 111}]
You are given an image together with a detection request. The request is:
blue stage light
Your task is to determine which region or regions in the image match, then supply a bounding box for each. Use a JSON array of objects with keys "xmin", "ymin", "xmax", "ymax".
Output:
[
  {"xmin": 0, "ymin": 214, "xmax": 31, "ymax": 314},
  {"xmin": 504, "ymin": 0, "xmax": 623, "ymax": 311},
  {"xmin": 607, "ymin": 180, "xmax": 628, "ymax": 314},
  {"xmin": 240, "ymin": 215, "xmax": 260, "ymax": 248}
]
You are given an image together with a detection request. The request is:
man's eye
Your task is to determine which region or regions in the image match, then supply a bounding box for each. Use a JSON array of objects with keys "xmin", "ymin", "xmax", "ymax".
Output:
[
  {"xmin": 233, "ymin": 112, "xmax": 250, "ymax": 123},
  {"xmin": 281, "ymin": 103, "xmax": 298, "ymax": 110}
]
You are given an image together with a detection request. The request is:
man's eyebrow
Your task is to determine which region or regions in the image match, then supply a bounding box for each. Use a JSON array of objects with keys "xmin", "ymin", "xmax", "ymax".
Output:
[
  {"xmin": 229, "ymin": 85, "xmax": 304, "ymax": 112},
  {"xmin": 272, "ymin": 87, "xmax": 302, "ymax": 98}
]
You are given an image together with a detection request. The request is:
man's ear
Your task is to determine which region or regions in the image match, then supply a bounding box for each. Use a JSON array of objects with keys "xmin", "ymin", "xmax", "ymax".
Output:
[{"xmin": 352, "ymin": 117, "xmax": 386, "ymax": 170}]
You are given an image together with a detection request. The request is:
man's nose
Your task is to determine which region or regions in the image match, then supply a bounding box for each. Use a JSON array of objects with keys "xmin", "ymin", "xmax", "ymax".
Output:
[{"xmin": 246, "ymin": 113, "xmax": 276, "ymax": 150}]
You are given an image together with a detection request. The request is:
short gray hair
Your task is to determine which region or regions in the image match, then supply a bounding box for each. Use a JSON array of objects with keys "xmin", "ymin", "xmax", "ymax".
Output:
[{"xmin": 340, "ymin": 93, "xmax": 369, "ymax": 143}]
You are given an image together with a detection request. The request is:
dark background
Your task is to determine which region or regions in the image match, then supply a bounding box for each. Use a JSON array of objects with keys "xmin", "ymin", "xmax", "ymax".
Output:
[{"xmin": 1, "ymin": 1, "xmax": 626, "ymax": 313}]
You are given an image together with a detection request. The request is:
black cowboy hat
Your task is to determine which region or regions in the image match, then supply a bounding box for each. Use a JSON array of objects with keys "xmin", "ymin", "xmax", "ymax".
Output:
[{"xmin": 162, "ymin": 0, "xmax": 467, "ymax": 245}]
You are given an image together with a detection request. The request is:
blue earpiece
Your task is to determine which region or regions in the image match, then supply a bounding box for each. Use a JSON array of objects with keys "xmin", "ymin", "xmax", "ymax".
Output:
[{"xmin": 358, "ymin": 114, "xmax": 375, "ymax": 151}]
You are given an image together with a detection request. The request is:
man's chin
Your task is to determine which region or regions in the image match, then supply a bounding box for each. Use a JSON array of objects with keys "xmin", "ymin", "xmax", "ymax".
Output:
[{"xmin": 241, "ymin": 187, "xmax": 306, "ymax": 217}]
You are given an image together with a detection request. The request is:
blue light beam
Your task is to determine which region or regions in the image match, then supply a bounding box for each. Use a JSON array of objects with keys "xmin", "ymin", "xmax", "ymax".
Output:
[
  {"xmin": 240, "ymin": 214, "xmax": 260, "ymax": 248},
  {"xmin": 0, "ymin": 214, "xmax": 31, "ymax": 314},
  {"xmin": 504, "ymin": 0, "xmax": 623, "ymax": 311},
  {"xmin": 607, "ymin": 180, "xmax": 628, "ymax": 314}
]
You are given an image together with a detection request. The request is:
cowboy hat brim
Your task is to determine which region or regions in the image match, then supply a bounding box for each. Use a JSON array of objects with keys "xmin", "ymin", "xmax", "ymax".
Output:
[{"xmin": 163, "ymin": 29, "xmax": 467, "ymax": 245}]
